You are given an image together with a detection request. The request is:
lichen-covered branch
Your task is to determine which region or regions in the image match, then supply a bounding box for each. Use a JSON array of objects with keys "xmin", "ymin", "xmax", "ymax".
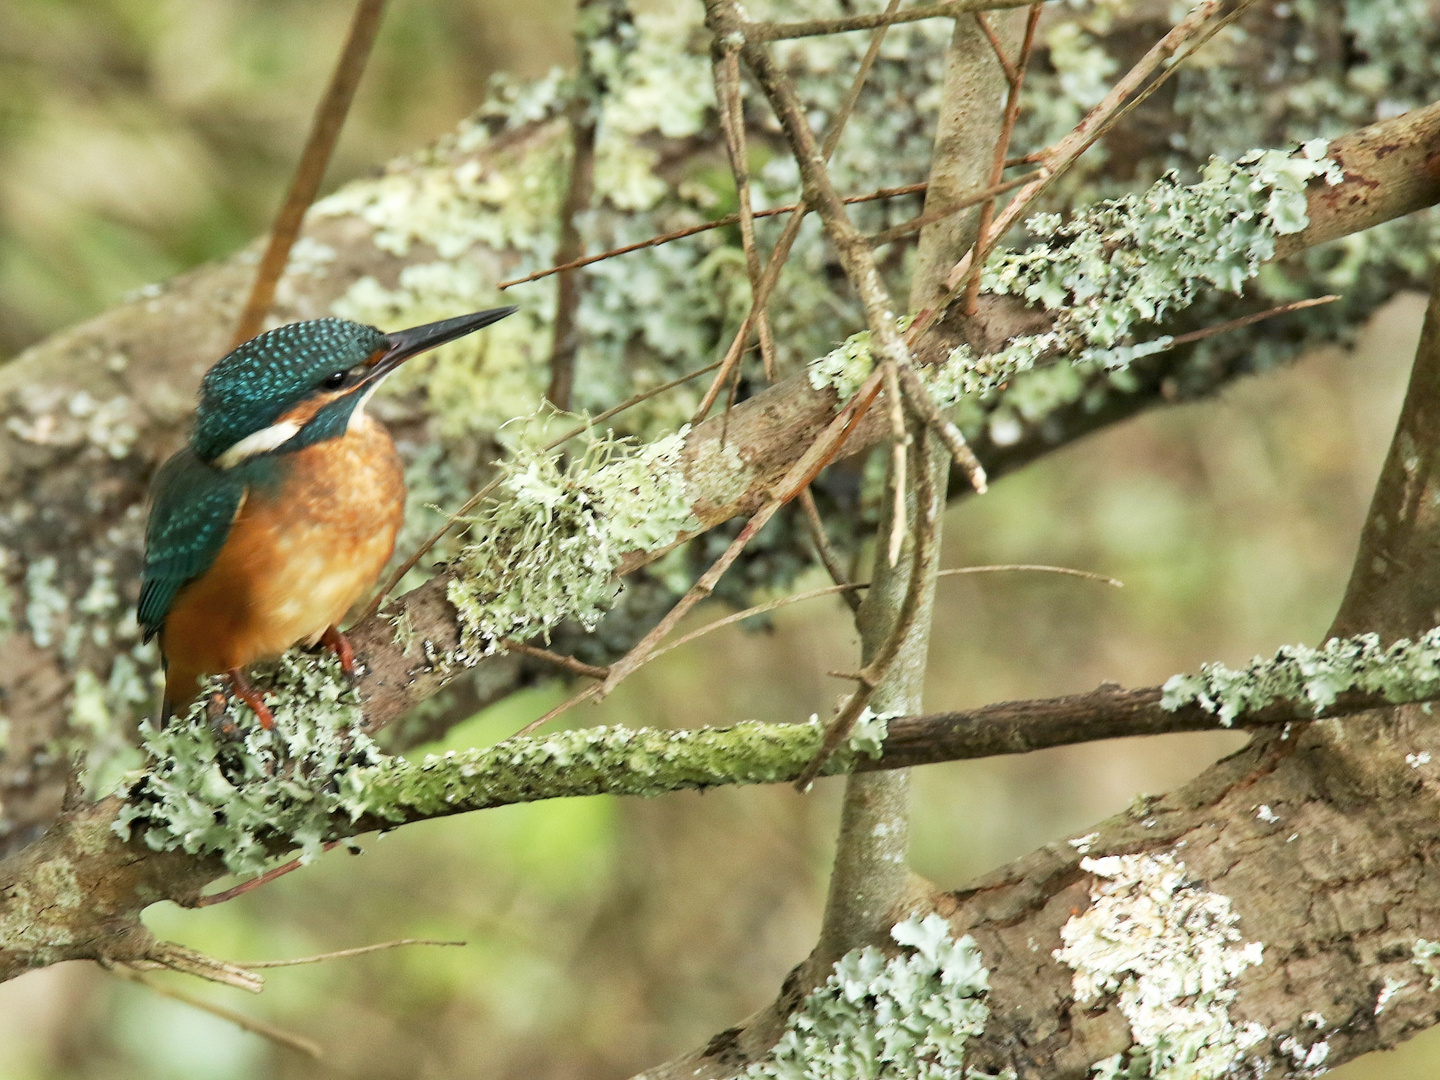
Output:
[
  {"xmin": 8, "ymin": 9, "xmax": 1440, "ymax": 1073},
  {"xmin": 3, "ymin": 55, "xmax": 1439, "ymax": 1002},
  {"xmin": 2, "ymin": 4, "xmax": 1439, "ymax": 856},
  {"xmin": 4, "ymin": 617, "xmax": 1438, "ymax": 988},
  {"xmin": 344, "ymin": 103, "xmax": 1440, "ymax": 743}
]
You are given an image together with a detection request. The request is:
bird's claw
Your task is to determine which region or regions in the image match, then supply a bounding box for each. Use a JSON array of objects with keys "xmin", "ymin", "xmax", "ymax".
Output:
[{"xmin": 320, "ymin": 625, "xmax": 358, "ymax": 681}]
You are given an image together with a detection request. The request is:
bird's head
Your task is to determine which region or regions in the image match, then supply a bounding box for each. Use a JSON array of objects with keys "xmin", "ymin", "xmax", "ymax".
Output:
[{"xmin": 193, "ymin": 307, "xmax": 516, "ymax": 468}]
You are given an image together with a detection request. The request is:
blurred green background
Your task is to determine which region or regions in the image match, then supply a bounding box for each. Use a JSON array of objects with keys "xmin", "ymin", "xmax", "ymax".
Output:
[{"xmin": 0, "ymin": 1, "xmax": 1434, "ymax": 1077}]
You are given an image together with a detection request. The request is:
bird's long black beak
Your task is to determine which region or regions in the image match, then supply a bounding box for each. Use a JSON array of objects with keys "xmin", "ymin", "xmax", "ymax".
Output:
[{"xmin": 366, "ymin": 306, "xmax": 517, "ymax": 382}]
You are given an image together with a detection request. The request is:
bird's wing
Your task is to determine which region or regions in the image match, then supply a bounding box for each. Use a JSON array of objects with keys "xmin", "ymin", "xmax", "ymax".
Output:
[{"xmin": 138, "ymin": 447, "xmax": 247, "ymax": 641}]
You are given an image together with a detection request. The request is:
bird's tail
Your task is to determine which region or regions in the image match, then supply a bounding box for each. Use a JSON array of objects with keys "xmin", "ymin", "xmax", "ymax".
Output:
[{"xmin": 159, "ymin": 657, "xmax": 202, "ymax": 727}]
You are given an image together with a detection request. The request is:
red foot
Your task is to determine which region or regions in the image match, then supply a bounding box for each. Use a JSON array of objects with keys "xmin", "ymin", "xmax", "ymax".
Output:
[
  {"xmin": 321, "ymin": 625, "xmax": 356, "ymax": 677},
  {"xmin": 228, "ymin": 668, "xmax": 275, "ymax": 730}
]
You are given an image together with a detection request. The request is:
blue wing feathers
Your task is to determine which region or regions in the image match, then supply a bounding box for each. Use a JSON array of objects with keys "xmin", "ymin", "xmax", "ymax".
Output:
[{"xmin": 138, "ymin": 449, "xmax": 246, "ymax": 640}]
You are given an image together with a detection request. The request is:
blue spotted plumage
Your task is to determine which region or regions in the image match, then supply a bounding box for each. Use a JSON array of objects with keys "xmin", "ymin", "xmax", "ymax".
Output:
[{"xmin": 192, "ymin": 319, "xmax": 386, "ymax": 462}]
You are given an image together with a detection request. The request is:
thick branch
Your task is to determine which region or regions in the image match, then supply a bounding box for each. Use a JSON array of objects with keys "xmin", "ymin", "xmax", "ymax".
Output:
[{"xmin": 348, "ymin": 100, "xmax": 1440, "ymax": 735}]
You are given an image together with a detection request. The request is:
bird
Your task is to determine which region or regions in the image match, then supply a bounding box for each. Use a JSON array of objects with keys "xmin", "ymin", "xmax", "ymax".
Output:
[{"xmin": 139, "ymin": 307, "xmax": 516, "ymax": 729}]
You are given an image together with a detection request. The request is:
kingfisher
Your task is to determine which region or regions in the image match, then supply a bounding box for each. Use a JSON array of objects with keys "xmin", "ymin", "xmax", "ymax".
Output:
[{"xmin": 139, "ymin": 307, "xmax": 516, "ymax": 729}]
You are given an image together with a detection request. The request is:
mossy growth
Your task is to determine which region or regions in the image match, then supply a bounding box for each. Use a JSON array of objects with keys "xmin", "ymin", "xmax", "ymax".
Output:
[
  {"xmin": 115, "ymin": 640, "xmax": 891, "ymax": 873},
  {"xmin": 743, "ymin": 913, "xmax": 990, "ymax": 1080},
  {"xmin": 1160, "ymin": 628, "xmax": 1440, "ymax": 726},
  {"xmin": 445, "ymin": 424, "xmax": 700, "ymax": 659},
  {"xmin": 362, "ymin": 709, "xmax": 891, "ymax": 821}
]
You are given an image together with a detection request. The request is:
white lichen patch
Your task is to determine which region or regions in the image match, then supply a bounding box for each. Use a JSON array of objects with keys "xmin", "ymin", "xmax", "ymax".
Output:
[
  {"xmin": 743, "ymin": 913, "xmax": 990, "ymax": 1080},
  {"xmin": 1413, "ymin": 939, "xmax": 1440, "ymax": 991},
  {"xmin": 114, "ymin": 653, "xmax": 382, "ymax": 877},
  {"xmin": 6, "ymin": 388, "xmax": 140, "ymax": 460},
  {"xmin": 0, "ymin": 857, "xmax": 82, "ymax": 962},
  {"xmin": 1161, "ymin": 628, "xmax": 1440, "ymax": 725},
  {"xmin": 1278, "ymin": 1012, "xmax": 1331, "ymax": 1077},
  {"xmin": 1376, "ymin": 975, "xmax": 1411, "ymax": 1014},
  {"xmin": 1056, "ymin": 852, "xmax": 1265, "ymax": 1080},
  {"xmin": 446, "ymin": 426, "xmax": 699, "ymax": 657}
]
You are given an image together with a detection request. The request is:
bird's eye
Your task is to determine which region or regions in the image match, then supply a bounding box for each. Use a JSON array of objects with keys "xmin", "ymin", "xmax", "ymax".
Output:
[{"xmin": 323, "ymin": 370, "xmax": 347, "ymax": 389}]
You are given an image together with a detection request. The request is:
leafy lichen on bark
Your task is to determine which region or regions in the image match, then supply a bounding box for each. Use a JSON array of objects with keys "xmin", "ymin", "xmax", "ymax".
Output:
[
  {"xmin": 1160, "ymin": 628, "xmax": 1440, "ymax": 726},
  {"xmin": 114, "ymin": 653, "xmax": 382, "ymax": 876},
  {"xmin": 113, "ymin": 656, "xmax": 891, "ymax": 874},
  {"xmin": 444, "ymin": 424, "xmax": 700, "ymax": 659},
  {"xmin": 741, "ymin": 913, "xmax": 991, "ymax": 1080},
  {"xmin": 1056, "ymin": 852, "xmax": 1266, "ymax": 1080},
  {"xmin": 808, "ymin": 140, "xmax": 1345, "ymax": 437}
]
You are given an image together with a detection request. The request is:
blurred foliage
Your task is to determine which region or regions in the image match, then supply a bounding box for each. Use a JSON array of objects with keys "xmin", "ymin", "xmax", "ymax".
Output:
[
  {"xmin": 0, "ymin": 1, "xmax": 1436, "ymax": 1078},
  {"xmin": 0, "ymin": 0, "xmax": 570, "ymax": 358}
]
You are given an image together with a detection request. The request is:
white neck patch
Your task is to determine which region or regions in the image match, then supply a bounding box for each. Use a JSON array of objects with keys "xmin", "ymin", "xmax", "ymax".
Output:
[
  {"xmin": 215, "ymin": 419, "xmax": 302, "ymax": 469},
  {"xmin": 346, "ymin": 383, "xmax": 382, "ymax": 433}
]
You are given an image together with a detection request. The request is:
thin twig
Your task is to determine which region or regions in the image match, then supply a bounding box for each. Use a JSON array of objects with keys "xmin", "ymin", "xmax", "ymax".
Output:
[
  {"xmin": 246, "ymin": 939, "xmax": 465, "ymax": 968},
  {"xmin": 1061, "ymin": 1, "xmax": 1257, "ymax": 177},
  {"xmin": 497, "ymin": 183, "xmax": 929, "ymax": 291},
  {"xmin": 645, "ymin": 563, "xmax": 1119, "ymax": 664},
  {"xmin": 745, "ymin": 0, "xmax": 1051, "ymax": 42},
  {"xmin": 547, "ymin": 104, "xmax": 598, "ymax": 410},
  {"xmin": 867, "ymin": 170, "xmax": 1037, "ymax": 248},
  {"xmin": 1165, "ymin": 294, "xmax": 1341, "ymax": 347},
  {"xmin": 961, "ymin": 3, "xmax": 1041, "ymax": 317},
  {"xmin": 601, "ymin": 501, "xmax": 786, "ymax": 696},
  {"xmin": 972, "ymin": 11, "xmax": 1018, "ymax": 85},
  {"xmin": 136, "ymin": 941, "xmax": 266, "ymax": 992},
  {"xmin": 499, "ymin": 639, "xmax": 610, "ymax": 680},
  {"xmin": 798, "ymin": 488, "xmax": 860, "ymax": 610},
  {"xmin": 231, "ymin": 0, "xmax": 386, "ymax": 345},
  {"xmin": 895, "ymin": 362, "xmax": 987, "ymax": 492},
  {"xmin": 109, "ymin": 966, "xmax": 323, "ymax": 1058},
  {"xmin": 514, "ymin": 682, "xmax": 601, "ymax": 737},
  {"xmin": 715, "ymin": 46, "xmax": 779, "ymax": 379},
  {"xmin": 191, "ymin": 841, "xmax": 340, "ymax": 908},
  {"xmin": 692, "ymin": 0, "xmax": 902, "ymax": 421},
  {"xmin": 882, "ymin": 360, "xmax": 910, "ymax": 567}
]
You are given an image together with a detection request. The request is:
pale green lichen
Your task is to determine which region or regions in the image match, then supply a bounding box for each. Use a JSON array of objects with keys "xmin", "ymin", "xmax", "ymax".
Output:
[
  {"xmin": 808, "ymin": 141, "xmax": 1344, "ymax": 436},
  {"xmin": 445, "ymin": 426, "xmax": 700, "ymax": 657},
  {"xmin": 361, "ymin": 711, "xmax": 888, "ymax": 820},
  {"xmin": 0, "ymin": 855, "xmax": 82, "ymax": 964},
  {"xmin": 1160, "ymin": 628, "xmax": 1440, "ymax": 726},
  {"xmin": 118, "ymin": 696, "xmax": 890, "ymax": 875},
  {"xmin": 743, "ymin": 913, "xmax": 990, "ymax": 1080},
  {"xmin": 114, "ymin": 653, "xmax": 381, "ymax": 877},
  {"xmin": 1056, "ymin": 852, "xmax": 1266, "ymax": 1080}
]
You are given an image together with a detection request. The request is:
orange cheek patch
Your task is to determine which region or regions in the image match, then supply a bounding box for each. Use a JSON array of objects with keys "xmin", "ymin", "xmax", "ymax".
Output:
[{"xmin": 276, "ymin": 390, "xmax": 348, "ymax": 428}]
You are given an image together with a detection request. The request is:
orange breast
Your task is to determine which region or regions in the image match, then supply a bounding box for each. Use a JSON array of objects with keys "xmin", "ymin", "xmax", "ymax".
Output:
[{"xmin": 161, "ymin": 413, "xmax": 405, "ymax": 702}]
